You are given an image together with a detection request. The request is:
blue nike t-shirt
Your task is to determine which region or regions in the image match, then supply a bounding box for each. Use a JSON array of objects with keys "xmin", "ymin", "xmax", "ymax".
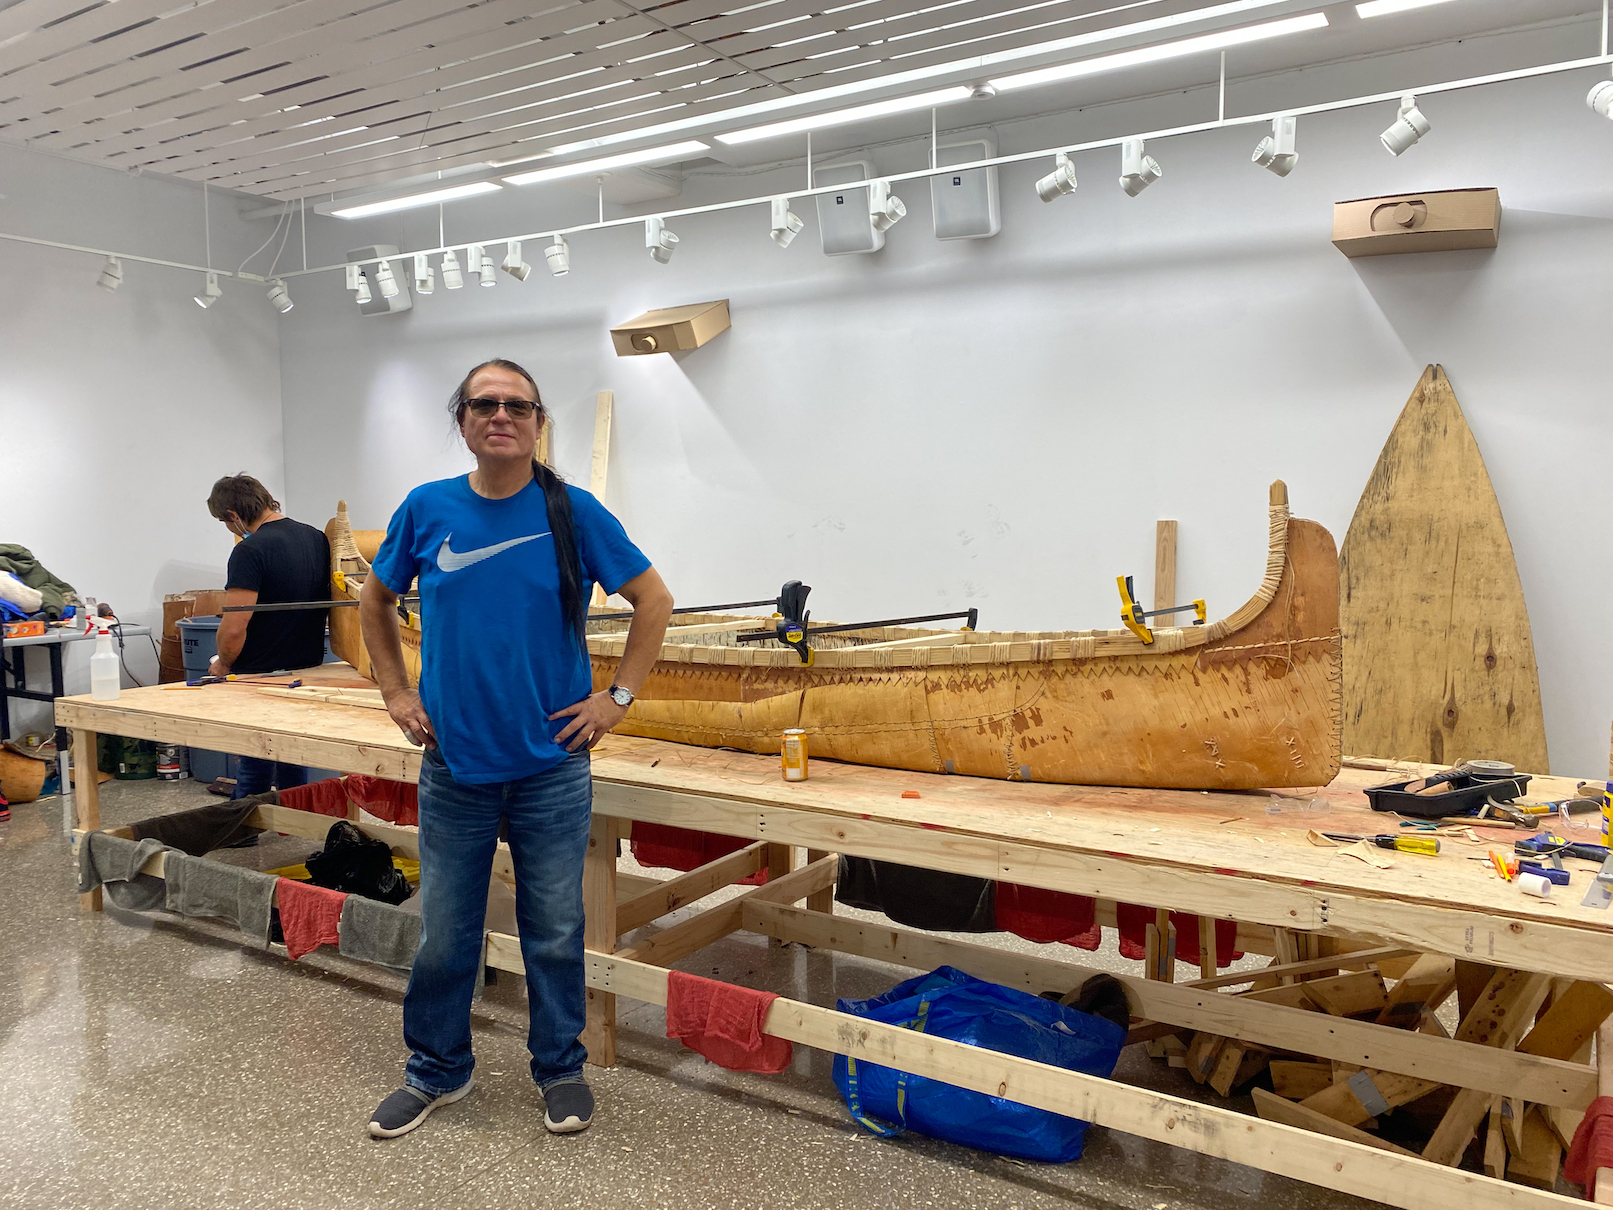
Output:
[{"xmin": 371, "ymin": 475, "xmax": 651, "ymax": 784}]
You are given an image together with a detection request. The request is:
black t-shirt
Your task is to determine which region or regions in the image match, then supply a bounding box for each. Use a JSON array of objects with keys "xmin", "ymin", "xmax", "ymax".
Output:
[{"xmin": 225, "ymin": 517, "xmax": 331, "ymax": 673}]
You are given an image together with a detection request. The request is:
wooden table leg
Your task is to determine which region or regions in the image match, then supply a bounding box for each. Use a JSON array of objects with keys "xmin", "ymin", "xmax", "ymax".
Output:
[
  {"xmin": 74, "ymin": 728, "xmax": 102, "ymax": 912},
  {"xmin": 582, "ymin": 814, "xmax": 620, "ymax": 1067},
  {"xmin": 1597, "ymin": 1017, "xmax": 1613, "ymax": 1205},
  {"xmin": 806, "ymin": 849, "xmax": 835, "ymax": 915}
]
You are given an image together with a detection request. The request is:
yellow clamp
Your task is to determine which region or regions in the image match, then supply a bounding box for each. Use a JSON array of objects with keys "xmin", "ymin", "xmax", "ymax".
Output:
[{"xmin": 1116, "ymin": 575, "xmax": 1154, "ymax": 646}]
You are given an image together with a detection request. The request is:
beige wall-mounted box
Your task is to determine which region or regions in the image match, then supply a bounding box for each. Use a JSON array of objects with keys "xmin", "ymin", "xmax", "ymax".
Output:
[
  {"xmin": 1332, "ymin": 188, "xmax": 1500, "ymax": 258},
  {"xmin": 610, "ymin": 299, "xmax": 730, "ymax": 356}
]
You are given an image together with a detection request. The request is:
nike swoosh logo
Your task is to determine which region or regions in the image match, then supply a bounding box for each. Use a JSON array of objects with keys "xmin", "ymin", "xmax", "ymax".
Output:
[{"xmin": 436, "ymin": 531, "xmax": 550, "ymax": 573}]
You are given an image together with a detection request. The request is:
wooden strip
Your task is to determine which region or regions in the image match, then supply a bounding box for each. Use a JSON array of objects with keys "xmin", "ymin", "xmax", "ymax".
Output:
[
  {"xmin": 741, "ymin": 900, "xmax": 1595, "ymax": 1107},
  {"xmin": 806, "ymin": 847, "xmax": 835, "ymax": 915},
  {"xmin": 74, "ymin": 728, "xmax": 102, "ymax": 912},
  {"xmin": 1378, "ymin": 955, "xmax": 1458, "ymax": 1029},
  {"xmin": 1303, "ymin": 971, "xmax": 1389, "ymax": 1018},
  {"xmin": 1298, "ymin": 1070, "xmax": 1440, "ymax": 1127},
  {"xmin": 1508, "ymin": 1106, "xmax": 1564, "ymax": 1191},
  {"xmin": 1198, "ymin": 913, "xmax": 1216, "ymax": 981},
  {"xmin": 582, "ymin": 815, "xmax": 620, "ymax": 1066},
  {"xmin": 1187, "ymin": 947, "xmax": 1413, "ymax": 991},
  {"xmin": 581, "ymin": 949, "xmax": 1584, "ymax": 1210},
  {"xmin": 1252, "ymin": 1087, "xmax": 1421, "ymax": 1157},
  {"xmin": 1271, "ymin": 1060, "xmax": 1334, "ymax": 1101},
  {"xmin": 1155, "ymin": 519, "xmax": 1178, "ymax": 621},
  {"xmin": 589, "ymin": 391, "xmax": 614, "ymax": 611},
  {"xmin": 615, "ymin": 841, "xmax": 767, "ymax": 933},
  {"xmin": 1517, "ymin": 982, "xmax": 1613, "ymax": 1060},
  {"xmin": 1485, "ymin": 1098, "xmax": 1508, "ymax": 1179}
]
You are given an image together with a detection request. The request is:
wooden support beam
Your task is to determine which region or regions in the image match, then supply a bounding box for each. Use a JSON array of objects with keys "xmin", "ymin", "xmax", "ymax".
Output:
[
  {"xmin": 1377, "ymin": 955, "xmax": 1458, "ymax": 1030},
  {"xmin": 582, "ymin": 814, "xmax": 621, "ymax": 1067},
  {"xmin": 74, "ymin": 728, "xmax": 101, "ymax": 912},
  {"xmin": 1517, "ymin": 982, "xmax": 1613, "ymax": 1060},
  {"xmin": 1422, "ymin": 970, "xmax": 1555, "ymax": 1166},
  {"xmin": 582, "ymin": 948, "xmax": 1582, "ymax": 1210},
  {"xmin": 1298, "ymin": 1070, "xmax": 1441, "ymax": 1128},
  {"xmin": 1485, "ymin": 1099, "xmax": 1508, "ymax": 1180},
  {"xmin": 1507, "ymin": 1106, "xmax": 1563, "ymax": 1191},
  {"xmin": 1199, "ymin": 915, "xmax": 1217, "ymax": 981},
  {"xmin": 805, "ymin": 848, "xmax": 835, "ymax": 915},
  {"xmin": 1303, "ymin": 971, "xmax": 1390, "ymax": 1018},
  {"xmin": 1185, "ymin": 1032, "xmax": 1226, "ymax": 1085},
  {"xmin": 1252, "ymin": 1087, "xmax": 1421, "ymax": 1158},
  {"xmin": 615, "ymin": 841, "xmax": 767, "ymax": 933},
  {"xmin": 741, "ymin": 900, "xmax": 1594, "ymax": 1107},
  {"xmin": 1271, "ymin": 1060, "xmax": 1335, "ymax": 1102},
  {"xmin": 1189, "ymin": 947, "xmax": 1414, "ymax": 991}
]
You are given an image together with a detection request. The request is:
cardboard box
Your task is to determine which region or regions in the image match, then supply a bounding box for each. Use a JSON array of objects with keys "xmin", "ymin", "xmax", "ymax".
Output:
[
  {"xmin": 1332, "ymin": 187, "xmax": 1500, "ymax": 258},
  {"xmin": 610, "ymin": 299, "xmax": 730, "ymax": 356},
  {"xmin": 163, "ymin": 589, "xmax": 227, "ymax": 638}
]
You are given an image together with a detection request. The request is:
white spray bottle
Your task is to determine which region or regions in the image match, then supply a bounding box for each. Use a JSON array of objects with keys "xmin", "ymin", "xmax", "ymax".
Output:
[{"xmin": 90, "ymin": 625, "xmax": 120, "ymax": 700}]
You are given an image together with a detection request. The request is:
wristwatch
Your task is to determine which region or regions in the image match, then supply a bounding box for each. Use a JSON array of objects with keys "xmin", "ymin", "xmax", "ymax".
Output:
[{"xmin": 607, "ymin": 684, "xmax": 635, "ymax": 707}]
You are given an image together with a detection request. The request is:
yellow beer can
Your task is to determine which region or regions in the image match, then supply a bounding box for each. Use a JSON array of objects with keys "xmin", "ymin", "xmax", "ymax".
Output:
[{"xmin": 781, "ymin": 729, "xmax": 808, "ymax": 781}]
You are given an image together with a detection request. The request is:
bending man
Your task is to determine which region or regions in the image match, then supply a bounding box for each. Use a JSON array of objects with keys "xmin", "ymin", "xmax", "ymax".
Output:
[{"xmin": 360, "ymin": 359, "xmax": 673, "ymax": 1141}]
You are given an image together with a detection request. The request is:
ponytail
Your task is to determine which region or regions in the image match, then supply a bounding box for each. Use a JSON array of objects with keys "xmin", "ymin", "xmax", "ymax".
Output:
[{"xmin": 450, "ymin": 358, "xmax": 588, "ymax": 651}]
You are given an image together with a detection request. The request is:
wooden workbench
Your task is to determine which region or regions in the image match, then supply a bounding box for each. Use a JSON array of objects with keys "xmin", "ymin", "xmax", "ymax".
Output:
[{"xmin": 57, "ymin": 679, "xmax": 1612, "ymax": 1209}]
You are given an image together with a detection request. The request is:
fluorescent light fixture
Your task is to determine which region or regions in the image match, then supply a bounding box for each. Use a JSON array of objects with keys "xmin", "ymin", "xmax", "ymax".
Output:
[
  {"xmin": 194, "ymin": 271, "xmax": 221, "ymax": 309},
  {"xmin": 503, "ymin": 1, "xmax": 1301, "ymax": 165},
  {"xmin": 991, "ymin": 13, "xmax": 1329, "ymax": 92},
  {"xmin": 97, "ymin": 255, "xmax": 122, "ymax": 291},
  {"xmin": 1355, "ymin": 0, "xmax": 1460, "ymax": 17},
  {"xmin": 329, "ymin": 181, "xmax": 501, "ymax": 219},
  {"xmin": 501, "ymin": 140, "xmax": 709, "ymax": 186},
  {"xmin": 266, "ymin": 278, "xmax": 293, "ymax": 313},
  {"xmin": 717, "ymin": 87, "xmax": 971, "ymax": 145}
]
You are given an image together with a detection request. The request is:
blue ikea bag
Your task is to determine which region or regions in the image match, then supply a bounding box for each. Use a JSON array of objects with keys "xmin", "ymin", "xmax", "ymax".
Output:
[{"xmin": 832, "ymin": 966, "xmax": 1125, "ymax": 1163}]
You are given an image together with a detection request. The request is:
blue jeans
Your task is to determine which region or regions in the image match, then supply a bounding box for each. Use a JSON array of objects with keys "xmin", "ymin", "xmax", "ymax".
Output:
[
  {"xmin": 403, "ymin": 747, "xmax": 593, "ymax": 1095},
  {"xmin": 232, "ymin": 756, "xmax": 309, "ymax": 799}
]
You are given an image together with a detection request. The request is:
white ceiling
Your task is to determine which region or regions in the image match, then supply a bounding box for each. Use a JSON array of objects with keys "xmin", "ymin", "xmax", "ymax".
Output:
[{"xmin": 0, "ymin": 0, "xmax": 1597, "ymax": 201}]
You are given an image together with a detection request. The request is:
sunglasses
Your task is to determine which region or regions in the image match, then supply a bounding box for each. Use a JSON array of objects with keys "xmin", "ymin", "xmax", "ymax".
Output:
[{"xmin": 465, "ymin": 397, "xmax": 539, "ymax": 419}]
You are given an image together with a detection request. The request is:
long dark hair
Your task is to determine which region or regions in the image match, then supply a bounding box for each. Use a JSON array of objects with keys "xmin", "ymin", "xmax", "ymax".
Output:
[{"xmin": 450, "ymin": 359, "xmax": 586, "ymax": 650}]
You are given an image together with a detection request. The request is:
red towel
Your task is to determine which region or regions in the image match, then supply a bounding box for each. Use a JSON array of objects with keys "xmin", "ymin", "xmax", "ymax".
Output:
[
  {"xmin": 1115, "ymin": 903, "xmax": 1240, "ymax": 969},
  {"xmin": 994, "ymin": 882, "xmax": 1096, "ymax": 944},
  {"xmin": 277, "ymin": 778, "xmax": 351, "ymax": 820},
  {"xmin": 1566, "ymin": 1096, "xmax": 1613, "ymax": 1197},
  {"xmin": 666, "ymin": 970, "xmax": 792, "ymax": 1073},
  {"xmin": 342, "ymin": 775, "xmax": 419, "ymax": 826},
  {"xmin": 277, "ymin": 877, "xmax": 346, "ymax": 959},
  {"xmin": 631, "ymin": 823, "xmax": 769, "ymax": 886}
]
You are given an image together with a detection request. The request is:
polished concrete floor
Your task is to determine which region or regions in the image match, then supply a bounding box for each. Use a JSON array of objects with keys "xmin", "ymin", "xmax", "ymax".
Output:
[{"xmin": 0, "ymin": 778, "xmax": 1404, "ymax": 1210}]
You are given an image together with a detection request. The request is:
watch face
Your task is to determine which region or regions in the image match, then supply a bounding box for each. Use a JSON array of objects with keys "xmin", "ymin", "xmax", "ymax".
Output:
[{"xmin": 610, "ymin": 686, "xmax": 633, "ymax": 706}]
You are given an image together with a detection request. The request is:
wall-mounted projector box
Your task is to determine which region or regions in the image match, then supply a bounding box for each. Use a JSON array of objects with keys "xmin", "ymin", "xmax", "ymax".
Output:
[
  {"xmin": 1332, "ymin": 188, "xmax": 1500, "ymax": 258},
  {"xmin": 610, "ymin": 299, "xmax": 730, "ymax": 356}
]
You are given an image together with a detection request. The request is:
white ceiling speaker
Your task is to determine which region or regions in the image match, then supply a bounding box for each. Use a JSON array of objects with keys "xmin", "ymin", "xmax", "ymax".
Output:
[
  {"xmin": 413, "ymin": 253, "xmax": 434, "ymax": 295},
  {"xmin": 501, "ymin": 240, "xmax": 531, "ymax": 280},
  {"xmin": 1252, "ymin": 114, "xmax": 1299, "ymax": 176},
  {"xmin": 646, "ymin": 216, "xmax": 679, "ymax": 263},
  {"xmin": 1119, "ymin": 138, "xmax": 1162, "ymax": 196},
  {"xmin": 1588, "ymin": 78, "xmax": 1613, "ymax": 119},
  {"xmin": 932, "ymin": 137, "xmax": 1000, "ymax": 240},
  {"xmin": 441, "ymin": 250, "xmax": 463, "ymax": 289},
  {"xmin": 193, "ymin": 271, "xmax": 221, "ymax": 309},
  {"xmin": 266, "ymin": 278, "xmax": 293, "ymax": 313},
  {"xmin": 546, "ymin": 235, "xmax": 570, "ymax": 276},
  {"xmin": 1380, "ymin": 94, "xmax": 1430, "ymax": 156},
  {"xmin": 770, "ymin": 197, "xmax": 803, "ymax": 247},
  {"xmin": 1035, "ymin": 152, "xmax": 1078, "ymax": 202},
  {"xmin": 97, "ymin": 255, "xmax": 122, "ymax": 291},
  {"xmin": 815, "ymin": 160, "xmax": 884, "ymax": 256}
]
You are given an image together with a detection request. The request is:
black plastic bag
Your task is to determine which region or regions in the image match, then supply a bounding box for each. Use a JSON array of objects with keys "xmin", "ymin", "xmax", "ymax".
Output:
[{"xmin": 304, "ymin": 821, "xmax": 411, "ymax": 905}]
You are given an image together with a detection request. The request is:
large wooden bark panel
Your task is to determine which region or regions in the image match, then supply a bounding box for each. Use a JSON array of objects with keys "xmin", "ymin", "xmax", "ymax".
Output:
[{"xmin": 1339, "ymin": 365, "xmax": 1547, "ymax": 772}]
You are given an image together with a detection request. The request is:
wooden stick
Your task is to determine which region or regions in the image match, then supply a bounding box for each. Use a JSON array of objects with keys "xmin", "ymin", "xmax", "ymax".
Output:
[
  {"xmin": 581, "ymin": 814, "xmax": 620, "ymax": 1066},
  {"xmin": 1155, "ymin": 519, "xmax": 1178, "ymax": 620},
  {"xmin": 615, "ymin": 841, "xmax": 767, "ymax": 933},
  {"xmin": 1198, "ymin": 915, "xmax": 1217, "ymax": 980},
  {"xmin": 588, "ymin": 390, "xmax": 613, "ymax": 610},
  {"xmin": 74, "ymin": 728, "xmax": 102, "ymax": 912}
]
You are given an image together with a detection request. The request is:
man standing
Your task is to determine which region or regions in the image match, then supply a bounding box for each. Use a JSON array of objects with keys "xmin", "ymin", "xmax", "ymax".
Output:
[
  {"xmin": 360, "ymin": 359, "xmax": 672, "ymax": 1141},
  {"xmin": 206, "ymin": 474, "xmax": 330, "ymax": 798}
]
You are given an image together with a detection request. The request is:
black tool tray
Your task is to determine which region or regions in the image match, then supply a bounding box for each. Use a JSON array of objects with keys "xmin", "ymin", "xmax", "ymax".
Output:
[{"xmin": 1365, "ymin": 772, "xmax": 1531, "ymax": 819}]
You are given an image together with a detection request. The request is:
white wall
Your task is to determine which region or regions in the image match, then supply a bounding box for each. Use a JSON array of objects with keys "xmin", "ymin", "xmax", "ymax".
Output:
[
  {"xmin": 1, "ymin": 144, "xmax": 284, "ymax": 735},
  {"xmin": 278, "ymin": 23, "xmax": 1613, "ymax": 775}
]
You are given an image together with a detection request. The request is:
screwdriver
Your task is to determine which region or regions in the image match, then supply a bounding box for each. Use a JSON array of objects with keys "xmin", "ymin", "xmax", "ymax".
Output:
[{"xmin": 1323, "ymin": 832, "xmax": 1441, "ymax": 855}]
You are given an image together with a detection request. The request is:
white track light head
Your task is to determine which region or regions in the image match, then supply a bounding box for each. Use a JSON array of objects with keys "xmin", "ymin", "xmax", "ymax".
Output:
[
  {"xmin": 345, "ymin": 264, "xmax": 372, "ymax": 305},
  {"xmin": 413, "ymin": 253, "xmax": 434, "ymax": 295},
  {"xmin": 1380, "ymin": 94, "xmax": 1430, "ymax": 156},
  {"xmin": 1035, "ymin": 152, "xmax": 1078, "ymax": 202},
  {"xmin": 266, "ymin": 278, "xmax": 293, "ymax": 313},
  {"xmin": 869, "ymin": 181, "xmax": 906, "ymax": 232},
  {"xmin": 374, "ymin": 258, "xmax": 400, "ymax": 299},
  {"xmin": 545, "ymin": 235, "xmax": 570, "ymax": 276},
  {"xmin": 97, "ymin": 255, "xmax": 123, "ymax": 291},
  {"xmin": 1119, "ymin": 138, "xmax": 1162, "ymax": 196},
  {"xmin": 1589, "ymin": 78, "xmax": 1613, "ymax": 119},
  {"xmin": 1252, "ymin": 114, "xmax": 1299, "ymax": 176},
  {"xmin": 769, "ymin": 197, "xmax": 804, "ymax": 247},
  {"xmin": 441, "ymin": 250, "xmax": 463, "ymax": 289},
  {"xmin": 501, "ymin": 240, "xmax": 531, "ymax": 281},
  {"xmin": 477, "ymin": 245, "xmax": 496, "ymax": 286},
  {"xmin": 646, "ymin": 217, "xmax": 679, "ymax": 264},
  {"xmin": 194, "ymin": 271, "xmax": 222, "ymax": 309}
]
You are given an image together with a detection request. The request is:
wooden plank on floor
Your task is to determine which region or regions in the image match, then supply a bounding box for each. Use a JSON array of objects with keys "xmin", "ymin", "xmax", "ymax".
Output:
[{"xmin": 1252, "ymin": 1087, "xmax": 1421, "ymax": 1157}]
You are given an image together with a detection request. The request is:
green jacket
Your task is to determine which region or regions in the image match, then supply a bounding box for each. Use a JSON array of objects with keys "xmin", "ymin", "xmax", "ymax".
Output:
[{"xmin": 0, "ymin": 544, "xmax": 79, "ymax": 619}]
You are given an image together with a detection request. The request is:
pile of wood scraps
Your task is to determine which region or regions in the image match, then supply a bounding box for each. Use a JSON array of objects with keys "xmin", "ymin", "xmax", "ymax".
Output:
[{"xmin": 1140, "ymin": 935, "xmax": 1612, "ymax": 1187}]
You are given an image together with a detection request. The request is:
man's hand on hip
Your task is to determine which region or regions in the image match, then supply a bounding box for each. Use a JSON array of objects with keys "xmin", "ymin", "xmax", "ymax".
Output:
[
  {"xmin": 384, "ymin": 687, "xmax": 437, "ymax": 749},
  {"xmin": 550, "ymin": 690, "xmax": 630, "ymax": 752}
]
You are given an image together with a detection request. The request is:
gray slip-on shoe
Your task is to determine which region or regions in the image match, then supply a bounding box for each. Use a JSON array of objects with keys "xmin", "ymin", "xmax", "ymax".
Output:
[{"xmin": 367, "ymin": 1077, "xmax": 474, "ymax": 1139}]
